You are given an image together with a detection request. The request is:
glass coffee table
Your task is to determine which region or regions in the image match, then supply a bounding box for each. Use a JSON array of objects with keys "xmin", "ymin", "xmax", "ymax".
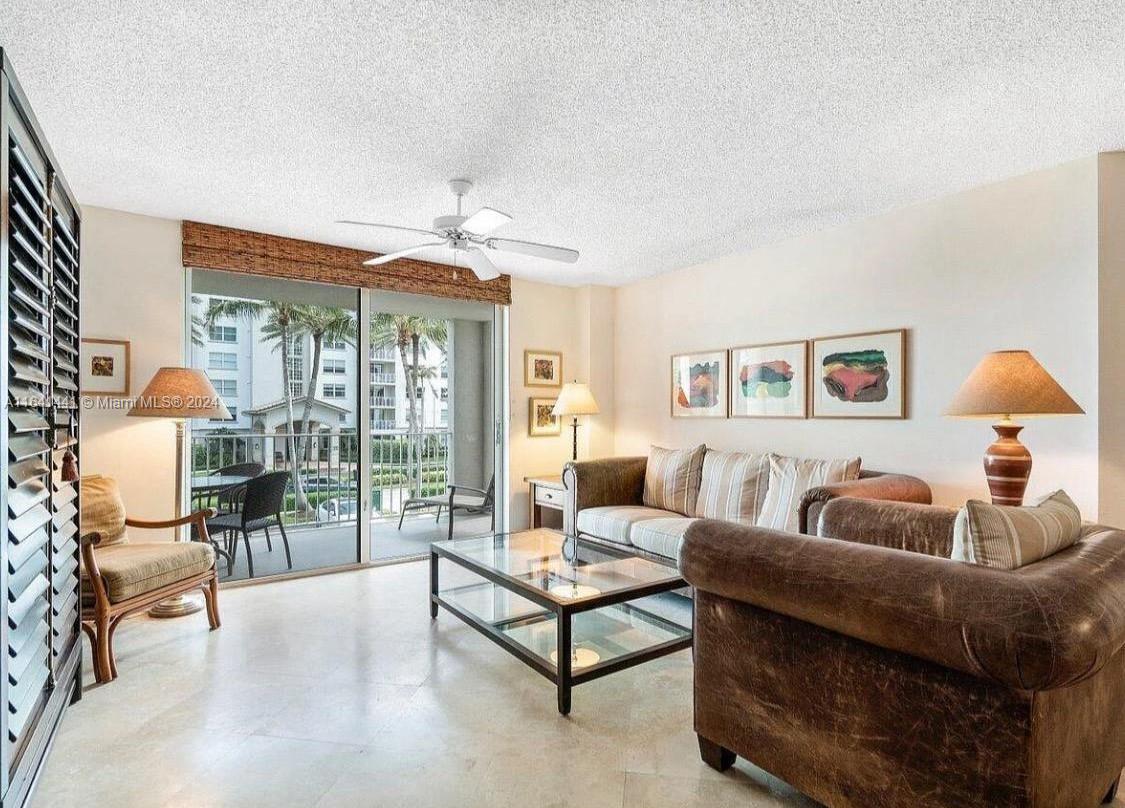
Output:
[{"xmin": 430, "ymin": 530, "xmax": 692, "ymax": 714}]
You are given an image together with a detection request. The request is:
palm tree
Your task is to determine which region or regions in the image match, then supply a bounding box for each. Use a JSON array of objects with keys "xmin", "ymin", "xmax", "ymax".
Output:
[
  {"xmin": 293, "ymin": 306, "xmax": 356, "ymax": 465},
  {"xmin": 370, "ymin": 314, "xmax": 448, "ymax": 494},
  {"xmin": 204, "ymin": 298, "xmax": 306, "ymax": 508},
  {"xmin": 370, "ymin": 314, "xmax": 447, "ymax": 435}
]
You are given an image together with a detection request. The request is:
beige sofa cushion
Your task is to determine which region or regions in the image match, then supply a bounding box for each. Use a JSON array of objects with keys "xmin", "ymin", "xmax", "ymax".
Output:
[
  {"xmin": 79, "ymin": 474, "xmax": 130, "ymax": 547},
  {"xmin": 951, "ymin": 490, "xmax": 1083, "ymax": 569},
  {"xmin": 643, "ymin": 444, "xmax": 706, "ymax": 515},
  {"xmin": 576, "ymin": 505, "xmax": 681, "ymax": 545},
  {"xmin": 629, "ymin": 517, "xmax": 699, "ymax": 561},
  {"xmin": 694, "ymin": 450, "xmax": 771, "ymax": 523},
  {"xmin": 756, "ymin": 455, "xmax": 861, "ymax": 533},
  {"xmin": 83, "ymin": 542, "xmax": 215, "ymax": 604}
]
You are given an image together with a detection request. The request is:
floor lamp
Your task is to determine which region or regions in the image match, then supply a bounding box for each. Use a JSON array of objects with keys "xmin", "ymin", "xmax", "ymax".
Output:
[
  {"xmin": 128, "ymin": 367, "xmax": 231, "ymax": 617},
  {"xmin": 552, "ymin": 381, "xmax": 600, "ymax": 462}
]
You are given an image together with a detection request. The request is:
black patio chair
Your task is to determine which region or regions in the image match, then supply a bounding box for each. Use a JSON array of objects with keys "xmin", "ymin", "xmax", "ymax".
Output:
[
  {"xmin": 213, "ymin": 462, "xmax": 266, "ymax": 514},
  {"xmin": 205, "ymin": 471, "xmax": 291, "ymax": 578},
  {"xmin": 398, "ymin": 475, "xmax": 495, "ymax": 541}
]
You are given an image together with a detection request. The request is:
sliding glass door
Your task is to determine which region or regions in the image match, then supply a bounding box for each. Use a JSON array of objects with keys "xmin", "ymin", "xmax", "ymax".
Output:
[
  {"xmin": 186, "ymin": 268, "xmax": 507, "ymax": 580},
  {"xmin": 189, "ymin": 270, "xmax": 362, "ymax": 581},
  {"xmin": 366, "ymin": 292, "xmax": 504, "ymax": 561}
]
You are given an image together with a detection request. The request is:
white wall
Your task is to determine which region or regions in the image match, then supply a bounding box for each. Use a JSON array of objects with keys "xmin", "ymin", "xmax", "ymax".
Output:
[
  {"xmin": 613, "ymin": 157, "xmax": 1102, "ymax": 516},
  {"xmin": 80, "ymin": 206, "xmax": 184, "ymax": 536}
]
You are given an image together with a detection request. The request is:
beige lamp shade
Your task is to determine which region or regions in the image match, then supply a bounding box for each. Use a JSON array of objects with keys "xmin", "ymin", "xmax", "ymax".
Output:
[
  {"xmin": 552, "ymin": 382, "xmax": 600, "ymax": 417},
  {"xmin": 945, "ymin": 350, "xmax": 1083, "ymax": 419},
  {"xmin": 127, "ymin": 367, "xmax": 232, "ymax": 420}
]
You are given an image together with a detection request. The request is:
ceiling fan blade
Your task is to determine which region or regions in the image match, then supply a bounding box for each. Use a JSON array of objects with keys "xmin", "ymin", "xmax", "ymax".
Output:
[
  {"xmin": 464, "ymin": 248, "xmax": 501, "ymax": 281},
  {"xmin": 461, "ymin": 206, "xmax": 513, "ymax": 236},
  {"xmin": 485, "ymin": 237, "xmax": 579, "ymax": 264},
  {"xmin": 337, "ymin": 219, "xmax": 440, "ymax": 238},
  {"xmin": 363, "ymin": 242, "xmax": 447, "ymax": 266}
]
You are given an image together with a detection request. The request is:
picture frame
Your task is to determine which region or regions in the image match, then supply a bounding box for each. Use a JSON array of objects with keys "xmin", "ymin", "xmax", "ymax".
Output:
[
  {"xmin": 80, "ymin": 338, "xmax": 131, "ymax": 397},
  {"xmin": 729, "ymin": 340, "xmax": 808, "ymax": 419},
  {"xmin": 524, "ymin": 349, "xmax": 563, "ymax": 387},
  {"xmin": 670, "ymin": 349, "xmax": 728, "ymax": 418},
  {"xmin": 810, "ymin": 329, "xmax": 907, "ymax": 419},
  {"xmin": 528, "ymin": 397, "xmax": 562, "ymax": 436}
]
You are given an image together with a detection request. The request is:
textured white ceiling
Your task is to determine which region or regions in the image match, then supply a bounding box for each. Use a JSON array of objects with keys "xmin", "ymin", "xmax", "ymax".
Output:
[{"xmin": 3, "ymin": 2, "xmax": 1124, "ymax": 286}]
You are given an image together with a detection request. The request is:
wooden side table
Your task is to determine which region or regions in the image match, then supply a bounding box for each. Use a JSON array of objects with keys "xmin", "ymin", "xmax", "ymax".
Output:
[{"xmin": 525, "ymin": 475, "xmax": 566, "ymax": 530}]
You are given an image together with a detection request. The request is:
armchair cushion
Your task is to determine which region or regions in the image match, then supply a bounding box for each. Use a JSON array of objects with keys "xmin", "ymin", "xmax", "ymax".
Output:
[
  {"xmin": 79, "ymin": 474, "xmax": 130, "ymax": 547},
  {"xmin": 952, "ymin": 489, "xmax": 1083, "ymax": 569},
  {"xmin": 82, "ymin": 542, "xmax": 215, "ymax": 604}
]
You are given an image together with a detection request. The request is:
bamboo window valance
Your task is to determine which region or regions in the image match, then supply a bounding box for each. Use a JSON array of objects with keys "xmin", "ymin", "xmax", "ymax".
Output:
[{"xmin": 181, "ymin": 220, "xmax": 512, "ymax": 306}]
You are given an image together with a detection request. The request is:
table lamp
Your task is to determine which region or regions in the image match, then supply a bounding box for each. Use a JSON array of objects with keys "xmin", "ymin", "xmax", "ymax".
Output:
[
  {"xmin": 552, "ymin": 381, "xmax": 600, "ymax": 462},
  {"xmin": 128, "ymin": 367, "xmax": 231, "ymax": 617},
  {"xmin": 945, "ymin": 350, "xmax": 1083, "ymax": 506}
]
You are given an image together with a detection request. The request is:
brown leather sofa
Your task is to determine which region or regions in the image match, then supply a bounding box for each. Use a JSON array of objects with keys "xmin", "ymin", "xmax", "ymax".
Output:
[
  {"xmin": 562, "ymin": 453, "xmax": 931, "ymax": 565},
  {"xmin": 681, "ymin": 497, "xmax": 1125, "ymax": 808}
]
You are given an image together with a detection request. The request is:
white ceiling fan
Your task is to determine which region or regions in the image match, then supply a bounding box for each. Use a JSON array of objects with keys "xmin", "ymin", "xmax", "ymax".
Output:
[{"xmin": 338, "ymin": 179, "xmax": 579, "ymax": 281}]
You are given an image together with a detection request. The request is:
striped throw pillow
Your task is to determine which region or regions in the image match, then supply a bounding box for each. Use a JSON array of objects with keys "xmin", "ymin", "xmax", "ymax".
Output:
[
  {"xmin": 755, "ymin": 455, "xmax": 861, "ymax": 533},
  {"xmin": 693, "ymin": 450, "xmax": 772, "ymax": 523},
  {"xmin": 951, "ymin": 490, "xmax": 1082, "ymax": 569},
  {"xmin": 643, "ymin": 444, "xmax": 707, "ymax": 516}
]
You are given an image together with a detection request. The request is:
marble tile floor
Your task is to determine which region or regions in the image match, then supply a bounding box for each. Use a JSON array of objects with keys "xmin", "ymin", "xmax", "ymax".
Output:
[{"xmin": 34, "ymin": 558, "xmax": 1113, "ymax": 808}]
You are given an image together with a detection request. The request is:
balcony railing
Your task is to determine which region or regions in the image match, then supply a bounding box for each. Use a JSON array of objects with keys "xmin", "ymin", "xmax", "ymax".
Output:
[
  {"xmin": 371, "ymin": 397, "xmax": 395, "ymax": 408},
  {"xmin": 370, "ymin": 347, "xmax": 397, "ymax": 361},
  {"xmin": 190, "ymin": 428, "xmax": 452, "ymax": 528},
  {"xmin": 371, "ymin": 372, "xmax": 396, "ymax": 384}
]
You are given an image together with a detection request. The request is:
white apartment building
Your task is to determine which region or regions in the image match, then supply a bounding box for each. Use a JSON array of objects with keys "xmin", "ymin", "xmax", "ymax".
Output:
[{"xmin": 191, "ymin": 296, "xmax": 449, "ymax": 437}]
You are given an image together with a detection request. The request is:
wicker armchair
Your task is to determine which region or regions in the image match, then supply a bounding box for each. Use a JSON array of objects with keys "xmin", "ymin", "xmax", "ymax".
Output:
[{"xmin": 80, "ymin": 476, "xmax": 220, "ymax": 683}]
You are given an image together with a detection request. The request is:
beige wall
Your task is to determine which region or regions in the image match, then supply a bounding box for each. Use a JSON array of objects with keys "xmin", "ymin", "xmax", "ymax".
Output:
[
  {"xmin": 80, "ymin": 206, "xmax": 184, "ymax": 536},
  {"xmin": 1099, "ymin": 153, "xmax": 1125, "ymax": 527},
  {"xmin": 613, "ymin": 157, "xmax": 1102, "ymax": 516}
]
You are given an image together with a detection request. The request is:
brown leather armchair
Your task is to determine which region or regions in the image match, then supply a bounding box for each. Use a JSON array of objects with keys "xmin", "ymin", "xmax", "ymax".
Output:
[{"xmin": 681, "ymin": 498, "xmax": 1125, "ymax": 808}]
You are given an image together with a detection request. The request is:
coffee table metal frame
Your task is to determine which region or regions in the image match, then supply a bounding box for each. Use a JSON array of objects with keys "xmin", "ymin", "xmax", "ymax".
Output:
[{"xmin": 430, "ymin": 534, "xmax": 692, "ymax": 715}]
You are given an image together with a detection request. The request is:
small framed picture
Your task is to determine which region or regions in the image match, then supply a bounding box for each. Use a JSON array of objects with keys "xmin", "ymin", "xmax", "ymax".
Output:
[
  {"xmin": 524, "ymin": 349, "xmax": 562, "ymax": 387},
  {"xmin": 528, "ymin": 397, "xmax": 561, "ymax": 436},
  {"xmin": 730, "ymin": 340, "xmax": 808, "ymax": 419},
  {"xmin": 811, "ymin": 329, "xmax": 907, "ymax": 419},
  {"xmin": 671, "ymin": 350, "xmax": 728, "ymax": 418},
  {"xmin": 81, "ymin": 338, "xmax": 131, "ymax": 397}
]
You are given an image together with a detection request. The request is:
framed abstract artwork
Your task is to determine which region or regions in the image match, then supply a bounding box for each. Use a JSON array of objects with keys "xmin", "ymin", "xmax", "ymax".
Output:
[
  {"xmin": 528, "ymin": 397, "xmax": 562, "ymax": 436},
  {"xmin": 670, "ymin": 350, "xmax": 728, "ymax": 418},
  {"xmin": 524, "ymin": 349, "xmax": 562, "ymax": 387},
  {"xmin": 811, "ymin": 329, "xmax": 906, "ymax": 419},
  {"xmin": 729, "ymin": 340, "xmax": 808, "ymax": 418},
  {"xmin": 80, "ymin": 338, "xmax": 131, "ymax": 397}
]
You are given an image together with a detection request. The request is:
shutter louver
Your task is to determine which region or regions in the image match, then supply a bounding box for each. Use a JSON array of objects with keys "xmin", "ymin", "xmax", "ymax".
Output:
[
  {"xmin": 1, "ymin": 50, "xmax": 83, "ymax": 807},
  {"xmin": 5, "ymin": 128, "xmax": 53, "ymax": 760}
]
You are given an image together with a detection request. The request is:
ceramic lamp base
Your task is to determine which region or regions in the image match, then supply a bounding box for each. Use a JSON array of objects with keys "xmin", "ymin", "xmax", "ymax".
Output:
[
  {"xmin": 984, "ymin": 423, "xmax": 1032, "ymax": 506},
  {"xmin": 148, "ymin": 594, "xmax": 203, "ymax": 619}
]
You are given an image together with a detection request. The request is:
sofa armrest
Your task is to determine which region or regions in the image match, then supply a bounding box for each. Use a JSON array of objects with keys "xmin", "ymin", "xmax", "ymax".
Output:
[
  {"xmin": 798, "ymin": 472, "xmax": 932, "ymax": 534},
  {"xmin": 816, "ymin": 497, "xmax": 958, "ymax": 557},
  {"xmin": 562, "ymin": 456, "xmax": 647, "ymax": 534},
  {"xmin": 680, "ymin": 519, "xmax": 1125, "ymax": 691}
]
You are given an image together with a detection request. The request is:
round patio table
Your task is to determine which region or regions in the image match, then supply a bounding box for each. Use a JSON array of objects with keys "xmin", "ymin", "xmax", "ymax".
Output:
[{"xmin": 190, "ymin": 474, "xmax": 253, "ymax": 496}]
